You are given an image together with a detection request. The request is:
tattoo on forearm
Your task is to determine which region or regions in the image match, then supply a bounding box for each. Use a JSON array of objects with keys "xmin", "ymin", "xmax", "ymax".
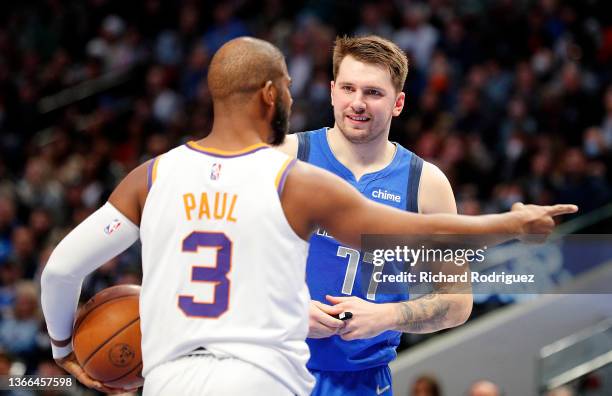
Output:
[{"xmin": 397, "ymin": 293, "xmax": 451, "ymax": 333}]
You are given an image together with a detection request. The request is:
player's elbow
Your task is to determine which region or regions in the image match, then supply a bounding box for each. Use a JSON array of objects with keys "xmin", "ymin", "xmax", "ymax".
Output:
[
  {"xmin": 41, "ymin": 248, "xmax": 76, "ymax": 288},
  {"xmin": 450, "ymin": 294, "xmax": 473, "ymax": 327}
]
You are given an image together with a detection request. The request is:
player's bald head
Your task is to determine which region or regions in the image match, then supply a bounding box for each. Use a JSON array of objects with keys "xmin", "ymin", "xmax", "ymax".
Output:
[{"xmin": 208, "ymin": 37, "xmax": 287, "ymax": 101}]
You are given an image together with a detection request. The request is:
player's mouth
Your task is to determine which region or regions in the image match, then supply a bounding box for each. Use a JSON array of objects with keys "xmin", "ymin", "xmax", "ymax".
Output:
[{"xmin": 346, "ymin": 114, "xmax": 371, "ymax": 124}]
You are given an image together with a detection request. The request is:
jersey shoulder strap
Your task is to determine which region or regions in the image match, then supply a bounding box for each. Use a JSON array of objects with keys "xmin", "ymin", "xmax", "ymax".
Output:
[
  {"xmin": 405, "ymin": 153, "xmax": 424, "ymax": 212},
  {"xmin": 295, "ymin": 131, "xmax": 312, "ymax": 162}
]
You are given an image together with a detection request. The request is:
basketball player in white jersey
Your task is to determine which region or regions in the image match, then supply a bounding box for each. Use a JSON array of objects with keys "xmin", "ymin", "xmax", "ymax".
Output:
[{"xmin": 40, "ymin": 37, "xmax": 576, "ymax": 395}]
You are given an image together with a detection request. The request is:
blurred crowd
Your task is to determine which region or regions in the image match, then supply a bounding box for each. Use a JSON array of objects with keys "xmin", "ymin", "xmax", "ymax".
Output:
[
  {"xmin": 409, "ymin": 373, "xmax": 606, "ymax": 396},
  {"xmin": 0, "ymin": 0, "xmax": 611, "ymax": 381}
]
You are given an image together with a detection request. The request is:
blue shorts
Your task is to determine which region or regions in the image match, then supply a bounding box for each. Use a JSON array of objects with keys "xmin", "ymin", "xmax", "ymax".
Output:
[{"xmin": 310, "ymin": 365, "xmax": 392, "ymax": 396}]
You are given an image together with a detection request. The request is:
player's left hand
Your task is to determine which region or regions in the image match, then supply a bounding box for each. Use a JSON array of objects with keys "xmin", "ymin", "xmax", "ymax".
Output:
[
  {"xmin": 56, "ymin": 352, "xmax": 134, "ymax": 394},
  {"xmin": 325, "ymin": 295, "xmax": 394, "ymax": 341}
]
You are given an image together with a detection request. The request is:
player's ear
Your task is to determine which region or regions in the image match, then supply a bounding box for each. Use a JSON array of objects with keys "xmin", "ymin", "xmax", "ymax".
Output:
[
  {"xmin": 392, "ymin": 91, "xmax": 405, "ymax": 117},
  {"xmin": 330, "ymin": 81, "xmax": 335, "ymax": 106},
  {"xmin": 261, "ymin": 80, "xmax": 276, "ymax": 108}
]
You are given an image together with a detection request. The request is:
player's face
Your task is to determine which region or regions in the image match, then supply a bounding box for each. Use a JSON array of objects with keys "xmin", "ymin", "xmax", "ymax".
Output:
[
  {"xmin": 331, "ymin": 56, "xmax": 405, "ymax": 144},
  {"xmin": 270, "ymin": 73, "xmax": 293, "ymax": 146}
]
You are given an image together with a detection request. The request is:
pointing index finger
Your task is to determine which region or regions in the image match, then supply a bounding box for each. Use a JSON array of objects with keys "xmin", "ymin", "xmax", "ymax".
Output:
[{"xmin": 546, "ymin": 204, "xmax": 578, "ymax": 217}]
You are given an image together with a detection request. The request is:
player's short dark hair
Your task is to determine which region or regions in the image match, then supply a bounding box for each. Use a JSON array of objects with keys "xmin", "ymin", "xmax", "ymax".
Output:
[{"xmin": 332, "ymin": 35, "xmax": 408, "ymax": 93}]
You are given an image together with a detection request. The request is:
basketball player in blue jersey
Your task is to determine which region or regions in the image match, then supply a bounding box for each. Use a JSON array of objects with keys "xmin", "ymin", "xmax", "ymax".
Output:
[
  {"xmin": 41, "ymin": 37, "xmax": 575, "ymax": 395},
  {"xmin": 278, "ymin": 36, "xmax": 474, "ymax": 395}
]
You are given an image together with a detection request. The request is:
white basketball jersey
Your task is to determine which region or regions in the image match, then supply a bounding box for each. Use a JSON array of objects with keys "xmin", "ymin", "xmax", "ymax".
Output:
[{"xmin": 139, "ymin": 141, "xmax": 313, "ymax": 395}]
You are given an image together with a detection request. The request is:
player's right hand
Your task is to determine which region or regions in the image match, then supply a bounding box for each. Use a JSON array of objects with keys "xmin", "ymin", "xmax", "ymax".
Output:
[
  {"xmin": 510, "ymin": 202, "xmax": 578, "ymax": 239},
  {"xmin": 55, "ymin": 352, "xmax": 135, "ymax": 394},
  {"xmin": 308, "ymin": 300, "xmax": 346, "ymax": 338}
]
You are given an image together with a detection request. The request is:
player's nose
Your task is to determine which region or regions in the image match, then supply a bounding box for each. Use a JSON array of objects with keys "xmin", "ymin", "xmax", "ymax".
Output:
[{"xmin": 350, "ymin": 93, "xmax": 366, "ymax": 112}]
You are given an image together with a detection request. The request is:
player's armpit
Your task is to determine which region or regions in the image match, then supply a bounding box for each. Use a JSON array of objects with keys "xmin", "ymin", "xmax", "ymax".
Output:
[{"xmin": 280, "ymin": 161, "xmax": 368, "ymax": 244}]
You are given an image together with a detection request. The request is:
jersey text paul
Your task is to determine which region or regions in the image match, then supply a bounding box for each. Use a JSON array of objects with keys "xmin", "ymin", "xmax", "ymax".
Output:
[{"xmin": 182, "ymin": 192, "xmax": 238, "ymax": 222}]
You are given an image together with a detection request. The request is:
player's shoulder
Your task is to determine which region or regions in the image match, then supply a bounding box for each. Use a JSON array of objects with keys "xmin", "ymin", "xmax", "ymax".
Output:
[
  {"xmin": 418, "ymin": 160, "xmax": 457, "ymax": 214},
  {"xmin": 411, "ymin": 156, "xmax": 450, "ymax": 193},
  {"xmin": 276, "ymin": 128, "xmax": 326, "ymax": 157},
  {"xmin": 420, "ymin": 160, "xmax": 448, "ymax": 184},
  {"xmin": 276, "ymin": 134, "xmax": 298, "ymax": 156}
]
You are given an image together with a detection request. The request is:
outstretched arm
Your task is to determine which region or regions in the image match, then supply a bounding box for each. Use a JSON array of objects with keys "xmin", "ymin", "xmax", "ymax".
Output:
[{"xmin": 280, "ymin": 161, "xmax": 577, "ymax": 245}]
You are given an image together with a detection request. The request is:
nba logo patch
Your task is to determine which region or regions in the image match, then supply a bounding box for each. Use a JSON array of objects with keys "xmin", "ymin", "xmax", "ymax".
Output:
[
  {"xmin": 210, "ymin": 163, "xmax": 222, "ymax": 180},
  {"xmin": 104, "ymin": 219, "xmax": 122, "ymax": 235}
]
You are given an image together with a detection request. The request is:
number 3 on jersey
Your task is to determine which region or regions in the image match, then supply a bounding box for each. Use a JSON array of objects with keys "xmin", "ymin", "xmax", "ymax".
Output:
[{"xmin": 178, "ymin": 231, "xmax": 231, "ymax": 318}]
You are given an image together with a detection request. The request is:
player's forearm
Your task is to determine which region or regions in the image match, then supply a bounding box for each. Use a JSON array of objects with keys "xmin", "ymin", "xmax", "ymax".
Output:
[
  {"xmin": 390, "ymin": 293, "xmax": 472, "ymax": 333},
  {"xmin": 41, "ymin": 262, "xmax": 84, "ymax": 357},
  {"xmin": 359, "ymin": 200, "xmax": 521, "ymax": 237},
  {"xmin": 416, "ymin": 212, "xmax": 519, "ymax": 236}
]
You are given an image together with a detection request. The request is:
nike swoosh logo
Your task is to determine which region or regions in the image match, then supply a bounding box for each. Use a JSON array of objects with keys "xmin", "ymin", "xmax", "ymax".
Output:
[{"xmin": 376, "ymin": 384, "xmax": 390, "ymax": 395}]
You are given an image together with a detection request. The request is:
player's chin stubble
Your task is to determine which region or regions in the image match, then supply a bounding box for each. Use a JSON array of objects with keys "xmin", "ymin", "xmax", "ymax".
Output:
[{"xmin": 337, "ymin": 120, "xmax": 384, "ymax": 144}]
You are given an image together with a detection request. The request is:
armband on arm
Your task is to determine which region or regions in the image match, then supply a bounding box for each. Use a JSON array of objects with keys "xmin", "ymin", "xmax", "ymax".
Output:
[{"xmin": 41, "ymin": 202, "xmax": 139, "ymax": 358}]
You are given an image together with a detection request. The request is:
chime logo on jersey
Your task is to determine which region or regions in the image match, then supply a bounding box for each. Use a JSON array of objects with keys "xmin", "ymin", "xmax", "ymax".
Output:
[
  {"xmin": 371, "ymin": 188, "xmax": 401, "ymax": 203},
  {"xmin": 210, "ymin": 163, "xmax": 222, "ymax": 180},
  {"xmin": 104, "ymin": 219, "xmax": 122, "ymax": 235}
]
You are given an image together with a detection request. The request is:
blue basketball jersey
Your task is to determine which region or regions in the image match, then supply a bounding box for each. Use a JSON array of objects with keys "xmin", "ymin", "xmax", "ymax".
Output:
[{"xmin": 297, "ymin": 128, "xmax": 423, "ymax": 371}]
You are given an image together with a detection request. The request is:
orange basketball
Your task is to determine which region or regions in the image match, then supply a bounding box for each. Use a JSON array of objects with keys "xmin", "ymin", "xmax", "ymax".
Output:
[{"xmin": 72, "ymin": 285, "xmax": 144, "ymax": 390}]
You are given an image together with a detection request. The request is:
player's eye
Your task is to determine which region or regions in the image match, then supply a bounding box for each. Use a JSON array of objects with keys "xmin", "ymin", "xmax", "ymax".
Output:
[
  {"xmin": 367, "ymin": 89, "xmax": 382, "ymax": 96},
  {"xmin": 342, "ymin": 86, "xmax": 354, "ymax": 93}
]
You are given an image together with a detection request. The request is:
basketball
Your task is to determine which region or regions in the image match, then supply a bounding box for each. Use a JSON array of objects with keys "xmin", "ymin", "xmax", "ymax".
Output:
[{"xmin": 72, "ymin": 285, "xmax": 144, "ymax": 390}]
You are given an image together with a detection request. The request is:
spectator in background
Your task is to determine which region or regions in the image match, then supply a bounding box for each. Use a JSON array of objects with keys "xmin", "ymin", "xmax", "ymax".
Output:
[
  {"xmin": 287, "ymin": 31, "xmax": 313, "ymax": 99},
  {"xmin": 468, "ymin": 380, "xmax": 501, "ymax": 396},
  {"xmin": 394, "ymin": 4, "xmax": 438, "ymax": 72},
  {"xmin": 555, "ymin": 147, "xmax": 612, "ymax": 216},
  {"xmin": 202, "ymin": 3, "xmax": 250, "ymax": 54},
  {"xmin": 16, "ymin": 158, "xmax": 64, "ymax": 221},
  {"xmin": 180, "ymin": 44, "xmax": 209, "ymax": 101},
  {"xmin": 0, "ymin": 261, "xmax": 22, "ymax": 313},
  {"xmin": 546, "ymin": 386, "xmax": 574, "ymax": 396},
  {"xmin": 410, "ymin": 374, "xmax": 442, "ymax": 396},
  {"xmin": 10, "ymin": 227, "xmax": 37, "ymax": 279},
  {"xmin": 601, "ymin": 86, "xmax": 612, "ymax": 150},
  {"xmin": 524, "ymin": 150, "xmax": 555, "ymax": 205},
  {"xmin": 0, "ymin": 348, "xmax": 11, "ymax": 374},
  {"xmin": 28, "ymin": 208, "xmax": 52, "ymax": 251},
  {"xmin": 0, "ymin": 281, "xmax": 42, "ymax": 359},
  {"xmin": 354, "ymin": 2, "xmax": 393, "ymax": 39},
  {"xmin": 0, "ymin": 196, "xmax": 16, "ymax": 262}
]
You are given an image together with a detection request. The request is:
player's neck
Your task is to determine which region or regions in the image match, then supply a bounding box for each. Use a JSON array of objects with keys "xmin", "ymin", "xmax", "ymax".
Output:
[
  {"xmin": 203, "ymin": 124, "xmax": 266, "ymax": 150},
  {"xmin": 327, "ymin": 127, "xmax": 396, "ymax": 181},
  {"xmin": 199, "ymin": 103, "xmax": 271, "ymax": 150}
]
